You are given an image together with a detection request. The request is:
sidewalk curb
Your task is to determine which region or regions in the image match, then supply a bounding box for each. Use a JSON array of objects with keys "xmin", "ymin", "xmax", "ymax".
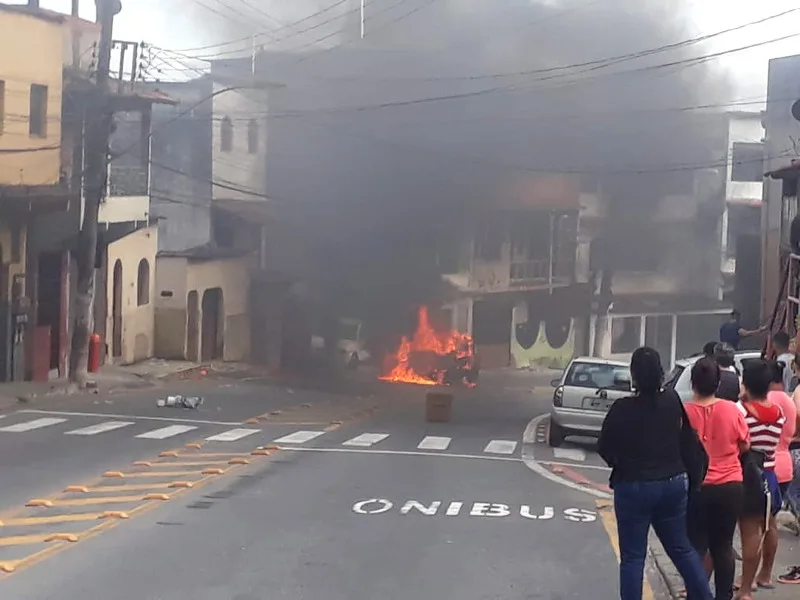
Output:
[{"xmin": 522, "ymin": 413, "xmax": 678, "ymax": 599}]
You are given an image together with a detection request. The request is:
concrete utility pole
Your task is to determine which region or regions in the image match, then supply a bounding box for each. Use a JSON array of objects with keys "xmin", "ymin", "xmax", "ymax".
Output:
[{"xmin": 69, "ymin": 0, "xmax": 120, "ymax": 383}]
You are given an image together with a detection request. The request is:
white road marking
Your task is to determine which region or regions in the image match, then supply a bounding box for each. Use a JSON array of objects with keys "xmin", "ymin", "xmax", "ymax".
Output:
[
  {"xmin": 135, "ymin": 425, "xmax": 198, "ymax": 439},
  {"xmin": 540, "ymin": 460, "xmax": 610, "ymax": 472},
  {"xmin": 205, "ymin": 428, "xmax": 260, "ymax": 442},
  {"xmin": 342, "ymin": 433, "xmax": 389, "ymax": 447},
  {"xmin": 484, "ymin": 440, "xmax": 518, "ymax": 455},
  {"xmin": 0, "ymin": 417, "xmax": 68, "ymax": 432},
  {"xmin": 272, "ymin": 430, "xmax": 325, "ymax": 444},
  {"xmin": 65, "ymin": 421, "xmax": 135, "ymax": 436},
  {"xmin": 417, "ymin": 436, "xmax": 451, "ymax": 450},
  {"xmin": 17, "ymin": 409, "xmax": 242, "ymax": 426},
  {"xmin": 521, "ymin": 414, "xmax": 611, "ymax": 500},
  {"xmin": 280, "ymin": 446, "xmax": 521, "ymax": 462},
  {"xmin": 553, "ymin": 447, "xmax": 587, "ymax": 462}
]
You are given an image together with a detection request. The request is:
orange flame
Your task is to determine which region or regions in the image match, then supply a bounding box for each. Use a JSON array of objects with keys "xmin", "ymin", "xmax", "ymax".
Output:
[{"xmin": 380, "ymin": 306, "xmax": 475, "ymax": 386}]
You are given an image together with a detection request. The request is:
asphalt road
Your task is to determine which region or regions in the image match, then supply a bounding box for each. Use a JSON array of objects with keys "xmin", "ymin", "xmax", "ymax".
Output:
[{"xmin": 0, "ymin": 371, "xmax": 633, "ymax": 600}]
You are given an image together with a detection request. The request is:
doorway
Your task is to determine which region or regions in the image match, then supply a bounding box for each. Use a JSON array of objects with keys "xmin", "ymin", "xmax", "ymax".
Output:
[
  {"xmin": 201, "ymin": 288, "xmax": 224, "ymax": 360},
  {"xmin": 187, "ymin": 290, "xmax": 199, "ymax": 362},
  {"xmin": 112, "ymin": 260, "xmax": 122, "ymax": 358},
  {"xmin": 37, "ymin": 252, "xmax": 62, "ymax": 371}
]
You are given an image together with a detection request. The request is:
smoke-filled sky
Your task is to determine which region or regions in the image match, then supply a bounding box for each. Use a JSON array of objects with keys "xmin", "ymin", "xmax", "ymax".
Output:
[
  {"xmin": 17, "ymin": 0, "xmax": 800, "ymax": 99},
  {"xmin": 15, "ymin": 0, "xmax": 800, "ymax": 326}
]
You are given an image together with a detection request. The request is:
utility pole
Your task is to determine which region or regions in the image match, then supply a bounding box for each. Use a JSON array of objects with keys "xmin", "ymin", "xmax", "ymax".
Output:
[{"xmin": 69, "ymin": 0, "xmax": 120, "ymax": 383}]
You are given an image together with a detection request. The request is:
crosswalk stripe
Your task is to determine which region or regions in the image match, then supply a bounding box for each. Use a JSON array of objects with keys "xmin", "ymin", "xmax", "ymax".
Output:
[
  {"xmin": 273, "ymin": 430, "xmax": 325, "ymax": 444},
  {"xmin": 0, "ymin": 417, "xmax": 68, "ymax": 432},
  {"xmin": 205, "ymin": 428, "xmax": 260, "ymax": 442},
  {"xmin": 553, "ymin": 447, "xmax": 586, "ymax": 462},
  {"xmin": 135, "ymin": 425, "xmax": 198, "ymax": 440},
  {"xmin": 342, "ymin": 433, "xmax": 389, "ymax": 447},
  {"xmin": 417, "ymin": 436, "xmax": 451, "ymax": 450},
  {"xmin": 483, "ymin": 440, "xmax": 518, "ymax": 455},
  {"xmin": 65, "ymin": 421, "xmax": 135, "ymax": 436}
]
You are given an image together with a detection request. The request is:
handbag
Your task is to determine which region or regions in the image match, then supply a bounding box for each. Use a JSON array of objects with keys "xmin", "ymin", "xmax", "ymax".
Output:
[{"xmin": 677, "ymin": 393, "xmax": 709, "ymax": 492}]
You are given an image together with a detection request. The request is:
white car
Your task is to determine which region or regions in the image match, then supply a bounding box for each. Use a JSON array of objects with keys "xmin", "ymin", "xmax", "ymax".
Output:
[
  {"xmin": 549, "ymin": 357, "xmax": 632, "ymax": 447},
  {"xmin": 663, "ymin": 351, "xmax": 761, "ymax": 402}
]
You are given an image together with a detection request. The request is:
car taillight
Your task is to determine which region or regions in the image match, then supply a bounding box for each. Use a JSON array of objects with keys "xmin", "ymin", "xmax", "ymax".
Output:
[{"xmin": 553, "ymin": 385, "xmax": 564, "ymax": 407}]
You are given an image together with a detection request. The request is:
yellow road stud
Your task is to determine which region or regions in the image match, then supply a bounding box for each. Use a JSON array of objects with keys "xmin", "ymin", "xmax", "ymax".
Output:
[
  {"xmin": 63, "ymin": 485, "xmax": 89, "ymax": 493},
  {"xmin": 103, "ymin": 471, "xmax": 125, "ymax": 478},
  {"xmin": 133, "ymin": 461, "xmax": 152, "ymax": 467},
  {"xmin": 159, "ymin": 450, "xmax": 179, "ymax": 457},
  {"xmin": 45, "ymin": 533, "xmax": 78, "ymax": 543},
  {"xmin": 202, "ymin": 468, "xmax": 225, "ymax": 475},
  {"xmin": 143, "ymin": 493, "xmax": 170, "ymax": 501},
  {"xmin": 25, "ymin": 499, "xmax": 53, "ymax": 508},
  {"xmin": 100, "ymin": 511, "xmax": 130, "ymax": 520},
  {"xmin": 228, "ymin": 457, "xmax": 249, "ymax": 465}
]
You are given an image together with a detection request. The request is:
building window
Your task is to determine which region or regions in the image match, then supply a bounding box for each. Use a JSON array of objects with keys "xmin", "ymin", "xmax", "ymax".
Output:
[
  {"xmin": 731, "ymin": 142, "xmax": 764, "ymax": 183},
  {"xmin": 0, "ymin": 80, "xmax": 5, "ymax": 134},
  {"xmin": 474, "ymin": 213, "xmax": 505, "ymax": 260},
  {"xmin": 29, "ymin": 84, "xmax": 48, "ymax": 137},
  {"xmin": 137, "ymin": 259, "xmax": 150, "ymax": 306},
  {"xmin": 247, "ymin": 119, "xmax": 258, "ymax": 154},
  {"xmin": 220, "ymin": 116, "xmax": 233, "ymax": 152}
]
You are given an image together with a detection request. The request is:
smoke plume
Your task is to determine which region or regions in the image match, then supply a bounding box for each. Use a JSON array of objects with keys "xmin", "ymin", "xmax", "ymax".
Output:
[{"xmin": 204, "ymin": 0, "xmax": 733, "ymax": 335}]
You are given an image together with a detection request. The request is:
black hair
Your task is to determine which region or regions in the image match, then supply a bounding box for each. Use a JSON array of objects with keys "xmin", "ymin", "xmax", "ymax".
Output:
[
  {"xmin": 630, "ymin": 346, "xmax": 663, "ymax": 395},
  {"xmin": 773, "ymin": 331, "xmax": 791, "ymax": 350},
  {"xmin": 702, "ymin": 341, "xmax": 717, "ymax": 357},
  {"xmin": 731, "ymin": 309, "xmax": 741, "ymax": 319},
  {"xmin": 713, "ymin": 343, "xmax": 735, "ymax": 368},
  {"xmin": 691, "ymin": 357, "xmax": 720, "ymax": 397},
  {"xmin": 766, "ymin": 359, "xmax": 785, "ymax": 386},
  {"xmin": 742, "ymin": 359, "xmax": 771, "ymax": 400}
]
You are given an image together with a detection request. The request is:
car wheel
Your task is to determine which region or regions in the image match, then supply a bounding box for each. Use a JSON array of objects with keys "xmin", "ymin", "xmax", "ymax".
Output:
[{"xmin": 548, "ymin": 419, "xmax": 566, "ymax": 448}]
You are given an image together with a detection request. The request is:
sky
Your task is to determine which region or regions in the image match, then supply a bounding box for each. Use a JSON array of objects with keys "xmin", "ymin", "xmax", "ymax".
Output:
[{"xmin": 12, "ymin": 0, "xmax": 800, "ymax": 99}]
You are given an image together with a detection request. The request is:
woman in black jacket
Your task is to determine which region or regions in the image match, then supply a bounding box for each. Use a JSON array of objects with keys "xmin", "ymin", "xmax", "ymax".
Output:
[{"xmin": 599, "ymin": 347, "xmax": 712, "ymax": 600}]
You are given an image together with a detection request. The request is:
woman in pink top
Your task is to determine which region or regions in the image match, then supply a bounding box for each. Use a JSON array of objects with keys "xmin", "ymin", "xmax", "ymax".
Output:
[{"xmin": 685, "ymin": 357, "xmax": 750, "ymax": 600}]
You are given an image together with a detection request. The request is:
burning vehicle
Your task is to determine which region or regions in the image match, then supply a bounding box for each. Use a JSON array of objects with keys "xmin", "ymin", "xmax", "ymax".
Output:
[{"xmin": 380, "ymin": 306, "xmax": 479, "ymax": 387}]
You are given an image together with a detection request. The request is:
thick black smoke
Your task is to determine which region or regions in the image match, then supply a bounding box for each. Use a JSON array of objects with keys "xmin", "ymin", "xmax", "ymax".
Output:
[{"xmin": 207, "ymin": 0, "xmax": 732, "ymax": 337}]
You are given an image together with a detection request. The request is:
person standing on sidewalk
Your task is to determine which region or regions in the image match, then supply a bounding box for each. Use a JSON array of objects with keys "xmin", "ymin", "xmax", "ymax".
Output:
[
  {"xmin": 773, "ymin": 333, "xmax": 795, "ymax": 394},
  {"xmin": 735, "ymin": 359, "xmax": 786, "ymax": 600},
  {"xmin": 746, "ymin": 360, "xmax": 798, "ymax": 590},
  {"xmin": 599, "ymin": 347, "xmax": 713, "ymax": 600},
  {"xmin": 684, "ymin": 357, "xmax": 750, "ymax": 600},
  {"xmin": 714, "ymin": 343, "xmax": 741, "ymax": 403}
]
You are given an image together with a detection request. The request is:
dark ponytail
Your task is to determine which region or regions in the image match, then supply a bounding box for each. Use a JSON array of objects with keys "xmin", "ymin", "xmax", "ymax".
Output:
[{"xmin": 630, "ymin": 346, "xmax": 664, "ymax": 396}]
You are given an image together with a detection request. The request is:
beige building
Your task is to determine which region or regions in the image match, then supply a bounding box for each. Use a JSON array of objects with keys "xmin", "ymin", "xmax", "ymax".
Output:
[
  {"xmin": 105, "ymin": 226, "xmax": 158, "ymax": 365},
  {"xmin": 154, "ymin": 252, "xmax": 251, "ymax": 362}
]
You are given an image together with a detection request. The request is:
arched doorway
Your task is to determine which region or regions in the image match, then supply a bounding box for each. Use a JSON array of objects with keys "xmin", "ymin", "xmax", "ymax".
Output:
[
  {"xmin": 201, "ymin": 288, "xmax": 224, "ymax": 361},
  {"xmin": 112, "ymin": 260, "xmax": 123, "ymax": 358},
  {"xmin": 186, "ymin": 291, "xmax": 199, "ymax": 362}
]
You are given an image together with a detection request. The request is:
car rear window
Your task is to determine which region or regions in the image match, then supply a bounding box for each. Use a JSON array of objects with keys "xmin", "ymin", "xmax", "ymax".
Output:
[
  {"xmin": 664, "ymin": 365, "xmax": 685, "ymax": 389},
  {"xmin": 565, "ymin": 362, "xmax": 630, "ymax": 390}
]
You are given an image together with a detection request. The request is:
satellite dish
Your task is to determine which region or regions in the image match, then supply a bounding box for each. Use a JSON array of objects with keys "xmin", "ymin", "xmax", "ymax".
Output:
[{"xmin": 792, "ymin": 99, "xmax": 800, "ymax": 122}]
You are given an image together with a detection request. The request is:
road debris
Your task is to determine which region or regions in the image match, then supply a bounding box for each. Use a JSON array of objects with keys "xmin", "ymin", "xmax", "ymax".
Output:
[{"xmin": 156, "ymin": 395, "xmax": 204, "ymax": 409}]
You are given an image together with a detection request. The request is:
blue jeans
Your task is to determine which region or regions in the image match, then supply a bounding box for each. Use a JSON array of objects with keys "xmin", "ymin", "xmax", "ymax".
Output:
[{"xmin": 614, "ymin": 473, "xmax": 712, "ymax": 600}]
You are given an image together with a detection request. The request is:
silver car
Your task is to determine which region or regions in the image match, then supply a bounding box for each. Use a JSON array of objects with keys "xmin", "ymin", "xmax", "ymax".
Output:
[
  {"xmin": 664, "ymin": 350, "xmax": 761, "ymax": 402},
  {"xmin": 548, "ymin": 357, "xmax": 632, "ymax": 447}
]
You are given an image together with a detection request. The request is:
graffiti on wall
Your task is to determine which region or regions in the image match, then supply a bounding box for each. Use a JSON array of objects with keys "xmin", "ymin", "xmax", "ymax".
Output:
[{"xmin": 511, "ymin": 302, "xmax": 574, "ymax": 369}]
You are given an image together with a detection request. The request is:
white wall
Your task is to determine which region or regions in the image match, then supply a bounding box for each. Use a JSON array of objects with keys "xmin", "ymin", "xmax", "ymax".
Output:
[
  {"xmin": 725, "ymin": 113, "xmax": 764, "ymax": 205},
  {"xmin": 211, "ymin": 83, "xmax": 269, "ymax": 201}
]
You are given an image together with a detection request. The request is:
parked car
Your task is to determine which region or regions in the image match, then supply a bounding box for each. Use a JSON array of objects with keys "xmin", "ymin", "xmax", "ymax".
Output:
[
  {"xmin": 548, "ymin": 357, "xmax": 632, "ymax": 447},
  {"xmin": 664, "ymin": 350, "xmax": 761, "ymax": 402}
]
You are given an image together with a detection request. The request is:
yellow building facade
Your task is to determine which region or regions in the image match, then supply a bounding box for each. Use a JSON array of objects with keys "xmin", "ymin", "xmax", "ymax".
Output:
[{"xmin": 0, "ymin": 5, "xmax": 63, "ymax": 187}]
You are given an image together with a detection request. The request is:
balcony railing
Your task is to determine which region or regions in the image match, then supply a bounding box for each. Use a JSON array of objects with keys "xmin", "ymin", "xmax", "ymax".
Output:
[{"xmin": 108, "ymin": 165, "xmax": 149, "ymax": 197}]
